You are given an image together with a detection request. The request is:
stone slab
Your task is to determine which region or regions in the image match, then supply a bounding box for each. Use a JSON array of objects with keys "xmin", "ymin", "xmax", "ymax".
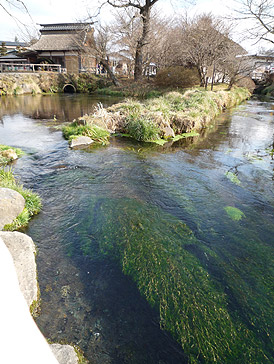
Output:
[
  {"xmin": 0, "ymin": 187, "xmax": 25, "ymax": 230},
  {"xmin": 0, "ymin": 231, "xmax": 38, "ymax": 307},
  {"xmin": 70, "ymin": 136, "xmax": 94, "ymax": 148},
  {"xmin": 50, "ymin": 344, "xmax": 79, "ymax": 364}
]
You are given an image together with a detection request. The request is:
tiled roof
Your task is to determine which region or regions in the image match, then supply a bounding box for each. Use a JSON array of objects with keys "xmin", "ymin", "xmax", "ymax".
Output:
[{"xmin": 40, "ymin": 23, "xmax": 93, "ymax": 32}]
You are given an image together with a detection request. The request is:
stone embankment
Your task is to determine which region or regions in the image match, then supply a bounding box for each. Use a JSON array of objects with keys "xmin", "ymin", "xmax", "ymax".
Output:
[
  {"xmin": 0, "ymin": 187, "xmax": 81, "ymax": 364},
  {"xmin": 0, "ymin": 72, "xmax": 98, "ymax": 95}
]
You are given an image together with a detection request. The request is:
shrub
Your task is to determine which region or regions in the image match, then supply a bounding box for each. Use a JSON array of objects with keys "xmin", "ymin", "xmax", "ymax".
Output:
[
  {"xmin": 235, "ymin": 77, "xmax": 256, "ymax": 93},
  {"xmin": 155, "ymin": 66, "xmax": 200, "ymax": 88}
]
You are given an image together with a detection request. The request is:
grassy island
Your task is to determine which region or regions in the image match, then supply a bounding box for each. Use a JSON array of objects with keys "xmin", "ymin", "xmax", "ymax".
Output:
[{"xmin": 62, "ymin": 86, "xmax": 250, "ymax": 145}]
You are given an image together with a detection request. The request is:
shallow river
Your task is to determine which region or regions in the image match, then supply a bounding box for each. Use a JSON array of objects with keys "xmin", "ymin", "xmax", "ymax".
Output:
[{"xmin": 0, "ymin": 94, "xmax": 273, "ymax": 363}]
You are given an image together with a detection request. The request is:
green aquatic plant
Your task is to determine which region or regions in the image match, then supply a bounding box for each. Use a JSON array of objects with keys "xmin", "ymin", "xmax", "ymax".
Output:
[
  {"xmin": 225, "ymin": 171, "xmax": 241, "ymax": 186},
  {"xmin": 224, "ymin": 206, "xmax": 245, "ymax": 221},
  {"xmin": 0, "ymin": 168, "xmax": 42, "ymax": 230},
  {"xmin": 75, "ymin": 197, "xmax": 268, "ymax": 363},
  {"xmin": 62, "ymin": 123, "xmax": 110, "ymax": 145},
  {"xmin": 172, "ymin": 132, "xmax": 200, "ymax": 142}
]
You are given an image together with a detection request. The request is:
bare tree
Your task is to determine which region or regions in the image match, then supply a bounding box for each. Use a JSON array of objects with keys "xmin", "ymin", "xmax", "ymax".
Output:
[
  {"xmin": 215, "ymin": 45, "xmax": 253, "ymax": 89},
  {"xmin": 0, "ymin": 0, "xmax": 39, "ymax": 42},
  {"xmin": 111, "ymin": 7, "xmax": 171, "ymax": 75},
  {"xmin": 233, "ymin": 0, "xmax": 274, "ymax": 45},
  {"xmin": 171, "ymin": 14, "xmax": 235, "ymax": 87},
  {"xmin": 105, "ymin": 0, "xmax": 161, "ymax": 81},
  {"xmin": 94, "ymin": 23, "xmax": 121, "ymax": 85}
]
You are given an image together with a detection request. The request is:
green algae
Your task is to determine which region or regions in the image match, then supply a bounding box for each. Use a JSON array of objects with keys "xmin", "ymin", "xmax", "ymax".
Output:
[
  {"xmin": 74, "ymin": 197, "xmax": 269, "ymax": 363},
  {"xmin": 224, "ymin": 206, "xmax": 245, "ymax": 221},
  {"xmin": 172, "ymin": 132, "xmax": 200, "ymax": 142},
  {"xmin": 225, "ymin": 171, "xmax": 241, "ymax": 186}
]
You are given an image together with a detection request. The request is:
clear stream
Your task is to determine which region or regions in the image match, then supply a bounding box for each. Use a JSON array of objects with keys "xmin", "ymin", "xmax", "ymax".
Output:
[{"xmin": 0, "ymin": 94, "xmax": 273, "ymax": 363}]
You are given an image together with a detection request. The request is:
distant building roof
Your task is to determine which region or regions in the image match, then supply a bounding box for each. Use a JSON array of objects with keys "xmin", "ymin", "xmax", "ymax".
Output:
[
  {"xmin": 39, "ymin": 23, "xmax": 93, "ymax": 33},
  {"xmin": 0, "ymin": 54, "xmax": 28, "ymax": 62},
  {"xmin": 0, "ymin": 41, "xmax": 27, "ymax": 47},
  {"xmin": 31, "ymin": 23, "xmax": 94, "ymax": 52}
]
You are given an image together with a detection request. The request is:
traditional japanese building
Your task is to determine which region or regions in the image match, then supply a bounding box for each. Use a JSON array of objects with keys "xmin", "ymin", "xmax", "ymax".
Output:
[{"xmin": 31, "ymin": 23, "xmax": 96, "ymax": 73}]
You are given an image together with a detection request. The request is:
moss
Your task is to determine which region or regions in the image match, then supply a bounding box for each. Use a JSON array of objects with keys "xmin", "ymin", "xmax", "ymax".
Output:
[
  {"xmin": 62, "ymin": 122, "xmax": 110, "ymax": 145},
  {"xmin": 0, "ymin": 168, "xmax": 42, "ymax": 231},
  {"xmin": 172, "ymin": 132, "xmax": 200, "ymax": 142},
  {"xmin": 73, "ymin": 345, "xmax": 88, "ymax": 364},
  {"xmin": 225, "ymin": 171, "xmax": 241, "ymax": 186},
  {"xmin": 224, "ymin": 206, "xmax": 245, "ymax": 221}
]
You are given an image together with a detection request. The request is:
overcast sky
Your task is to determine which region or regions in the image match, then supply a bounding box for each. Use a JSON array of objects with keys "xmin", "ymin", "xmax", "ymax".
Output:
[{"xmin": 0, "ymin": 0, "xmax": 269, "ymax": 52}]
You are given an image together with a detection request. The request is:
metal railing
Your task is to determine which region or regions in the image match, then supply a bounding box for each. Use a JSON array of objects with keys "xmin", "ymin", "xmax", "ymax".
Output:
[{"xmin": 0, "ymin": 63, "xmax": 64, "ymax": 73}]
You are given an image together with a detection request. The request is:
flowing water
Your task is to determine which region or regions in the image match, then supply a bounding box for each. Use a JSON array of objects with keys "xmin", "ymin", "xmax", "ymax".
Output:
[{"xmin": 0, "ymin": 94, "xmax": 273, "ymax": 363}]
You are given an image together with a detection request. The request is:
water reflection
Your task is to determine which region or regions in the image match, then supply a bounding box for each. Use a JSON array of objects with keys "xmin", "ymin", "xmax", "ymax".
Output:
[{"xmin": 0, "ymin": 94, "xmax": 122, "ymax": 122}]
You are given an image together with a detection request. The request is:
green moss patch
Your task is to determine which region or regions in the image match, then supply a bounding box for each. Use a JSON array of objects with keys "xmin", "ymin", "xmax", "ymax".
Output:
[
  {"xmin": 225, "ymin": 171, "xmax": 241, "ymax": 186},
  {"xmin": 224, "ymin": 206, "xmax": 245, "ymax": 221},
  {"xmin": 62, "ymin": 123, "xmax": 110, "ymax": 145}
]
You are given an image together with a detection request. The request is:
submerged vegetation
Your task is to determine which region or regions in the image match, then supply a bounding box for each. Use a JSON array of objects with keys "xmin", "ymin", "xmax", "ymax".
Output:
[
  {"xmin": 0, "ymin": 168, "xmax": 42, "ymax": 230},
  {"xmin": 224, "ymin": 206, "xmax": 245, "ymax": 221},
  {"xmin": 74, "ymin": 197, "xmax": 272, "ymax": 363},
  {"xmin": 63, "ymin": 86, "xmax": 250, "ymax": 145}
]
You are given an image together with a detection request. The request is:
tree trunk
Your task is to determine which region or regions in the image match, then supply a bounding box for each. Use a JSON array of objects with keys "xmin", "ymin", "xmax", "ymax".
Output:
[
  {"xmin": 100, "ymin": 59, "xmax": 120, "ymax": 86},
  {"xmin": 134, "ymin": 3, "xmax": 151, "ymax": 81}
]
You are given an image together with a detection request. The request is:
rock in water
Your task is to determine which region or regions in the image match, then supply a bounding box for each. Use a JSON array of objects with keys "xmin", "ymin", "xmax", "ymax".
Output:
[
  {"xmin": 69, "ymin": 136, "xmax": 94, "ymax": 148},
  {"xmin": 50, "ymin": 344, "xmax": 79, "ymax": 364},
  {"xmin": 0, "ymin": 188, "xmax": 25, "ymax": 230},
  {"xmin": 1, "ymin": 149, "xmax": 18, "ymax": 161}
]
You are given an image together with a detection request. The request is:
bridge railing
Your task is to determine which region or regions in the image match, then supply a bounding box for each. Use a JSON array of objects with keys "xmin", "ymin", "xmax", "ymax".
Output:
[{"xmin": 0, "ymin": 63, "xmax": 64, "ymax": 73}]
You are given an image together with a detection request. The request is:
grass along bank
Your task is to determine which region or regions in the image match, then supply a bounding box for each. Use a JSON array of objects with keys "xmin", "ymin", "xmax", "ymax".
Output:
[
  {"xmin": 0, "ymin": 168, "xmax": 42, "ymax": 231},
  {"xmin": 63, "ymin": 86, "xmax": 251, "ymax": 145}
]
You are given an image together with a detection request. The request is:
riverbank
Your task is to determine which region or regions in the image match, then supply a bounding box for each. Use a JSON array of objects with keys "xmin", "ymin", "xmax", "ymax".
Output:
[
  {"xmin": 63, "ymin": 86, "xmax": 251, "ymax": 145},
  {"xmin": 0, "ymin": 73, "xmax": 100, "ymax": 95}
]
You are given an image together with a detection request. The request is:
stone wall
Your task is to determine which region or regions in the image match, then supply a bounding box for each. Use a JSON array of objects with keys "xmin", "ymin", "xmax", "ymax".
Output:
[{"xmin": 0, "ymin": 72, "xmax": 98, "ymax": 95}]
